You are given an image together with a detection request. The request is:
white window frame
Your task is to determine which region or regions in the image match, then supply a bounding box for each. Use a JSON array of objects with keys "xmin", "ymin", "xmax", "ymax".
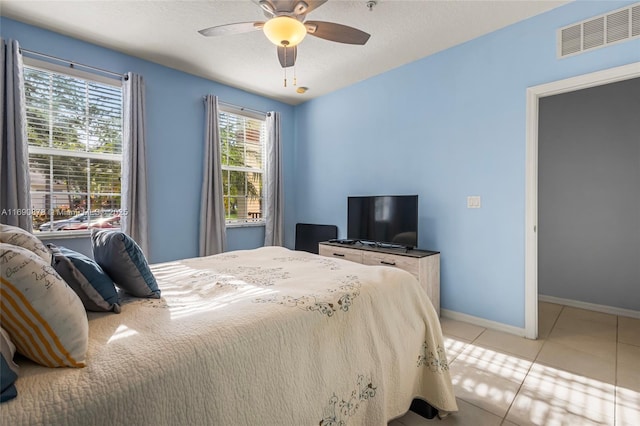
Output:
[
  {"xmin": 23, "ymin": 57, "xmax": 124, "ymax": 237},
  {"xmin": 218, "ymin": 104, "xmax": 267, "ymax": 227}
]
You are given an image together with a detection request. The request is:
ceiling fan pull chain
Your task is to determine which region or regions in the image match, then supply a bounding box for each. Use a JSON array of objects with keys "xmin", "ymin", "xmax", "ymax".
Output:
[
  {"xmin": 293, "ymin": 63, "xmax": 297, "ymax": 86},
  {"xmin": 283, "ymin": 46, "xmax": 288, "ymax": 87}
]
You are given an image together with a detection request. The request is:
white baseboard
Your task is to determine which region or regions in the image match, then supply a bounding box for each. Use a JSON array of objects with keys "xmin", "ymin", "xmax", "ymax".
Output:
[
  {"xmin": 539, "ymin": 294, "xmax": 640, "ymax": 319},
  {"xmin": 440, "ymin": 309, "xmax": 527, "ymax": 338}
]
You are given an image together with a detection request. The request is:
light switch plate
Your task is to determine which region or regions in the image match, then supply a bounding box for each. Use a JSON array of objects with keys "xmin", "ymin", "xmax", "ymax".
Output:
[{"xmin": 467, "ymin": 196, "xmax": 481, "ymax": 208}]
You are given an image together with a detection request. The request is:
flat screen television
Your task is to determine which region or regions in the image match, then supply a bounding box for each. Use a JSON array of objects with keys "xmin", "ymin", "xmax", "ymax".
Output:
[{"xmin": 347, "ymin": 195, "xmax": 418, "ymax": 248}]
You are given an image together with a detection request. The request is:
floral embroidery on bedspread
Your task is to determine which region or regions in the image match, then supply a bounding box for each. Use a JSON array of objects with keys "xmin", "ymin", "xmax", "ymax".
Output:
[
  {"xmin": 319, "ymin": 374, "xmax": 377, "ymax": 426},
  {"xmin": 216, "ymin": 265, "xmax": 291, "ymax": 287},
  {"xmin": 272, "ymin": 256, "xmax": 341, "ymax": 270},
  {"xmin": 253, "ymin": 275, "xmax": 361, "ymax": 317},
  {"xmin": 417, "ymin": 341, "xmax": 449, "ymax": 372},
  {"xmin": 172, "ymin": 265, "xmax": 290, "ymax": 290}
]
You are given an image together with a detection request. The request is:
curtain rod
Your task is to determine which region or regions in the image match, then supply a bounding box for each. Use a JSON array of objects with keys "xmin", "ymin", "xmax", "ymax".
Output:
[
  {"xmin": 203, "ymin": 97, "xmax": 269, "ymax": 117},
  {"xmin": 20, "ymin": 48, "xmax": 127, "ymax": 80}
]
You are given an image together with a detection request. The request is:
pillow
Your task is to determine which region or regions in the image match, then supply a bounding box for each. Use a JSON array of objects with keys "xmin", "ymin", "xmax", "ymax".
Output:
[
  {"xmin": 0, "ymin": 224, "xmax": 51, "ymax": 263},
  {"xmin": 0, "ymin": 243, "xmax": 88, "ymax": 368},
  {"xmin": 48, "ymin": 244, "xmax": 121, "ymax": 313},
  {"xmin": 0, "ymin": 328, "xmax": 19, "ymax": 403},
  {"xmin": 91, "ymin": 229, "xmax": 160, "ymax": 298}
]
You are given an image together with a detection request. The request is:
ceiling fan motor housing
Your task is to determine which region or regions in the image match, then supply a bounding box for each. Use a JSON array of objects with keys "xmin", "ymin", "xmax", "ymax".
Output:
[{"xmin": 260, "ymin": 0, "xmax": 309, "ymax": 18}]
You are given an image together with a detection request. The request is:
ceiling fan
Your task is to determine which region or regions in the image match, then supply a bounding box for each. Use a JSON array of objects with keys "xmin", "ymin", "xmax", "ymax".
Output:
[{"xmin": 198, "ymin": 0, "xmax": 371, "ymax": 69}]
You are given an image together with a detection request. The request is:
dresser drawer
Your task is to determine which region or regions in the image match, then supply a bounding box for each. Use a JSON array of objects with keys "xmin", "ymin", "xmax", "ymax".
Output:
[
  {"xmin": 318, "ymin": 245, "xmax": 364, "ymax": 263},
  {"xmin": 361, "ymin": 252, "xmax": 419, "ymax": 278}
]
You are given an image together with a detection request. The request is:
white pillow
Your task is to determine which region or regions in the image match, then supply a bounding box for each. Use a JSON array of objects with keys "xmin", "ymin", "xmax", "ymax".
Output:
[
  {"xmin": 0, "ymin": 243, "xmax": 88, "ymax": 368},
  {"xmin": 0, "ymin": 224, "xmax": 51, "ymax": 263}
]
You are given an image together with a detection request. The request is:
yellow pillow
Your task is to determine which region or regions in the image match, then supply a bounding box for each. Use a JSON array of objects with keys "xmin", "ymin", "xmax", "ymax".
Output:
[{"xmin": 0, "ymin": 243, "xmax": 88, "ymax": 368}]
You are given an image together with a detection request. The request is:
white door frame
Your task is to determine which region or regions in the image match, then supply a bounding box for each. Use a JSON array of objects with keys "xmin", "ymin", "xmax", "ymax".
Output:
[{"xmin": 524, "ymin": 62, "xmax": 640, "ymax": 339}]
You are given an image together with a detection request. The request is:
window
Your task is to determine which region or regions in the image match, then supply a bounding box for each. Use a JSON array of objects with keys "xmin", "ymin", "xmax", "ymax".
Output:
[
  {"xmin": 219, "ymin": 105, "xmax": 266, "ymax": 225},
  {"xmin": 24, "ymin": 59, "xmax": 123, "ymax": 233}
]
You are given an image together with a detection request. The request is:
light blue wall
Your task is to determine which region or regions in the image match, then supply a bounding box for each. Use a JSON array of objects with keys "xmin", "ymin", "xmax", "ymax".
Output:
[
  {"xmin": 293, "ymin": 1, "xmax": 640, "ymax": 328},
  {"xmin": 1, "ymin": 17, "xmax": 296, "ymax": 263}
]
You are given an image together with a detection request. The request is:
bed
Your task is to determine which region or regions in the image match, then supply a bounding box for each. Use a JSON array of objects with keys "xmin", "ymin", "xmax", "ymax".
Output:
[{"xmin": 0, "ymin": 246, "xmax": 457, "ymax": 425}]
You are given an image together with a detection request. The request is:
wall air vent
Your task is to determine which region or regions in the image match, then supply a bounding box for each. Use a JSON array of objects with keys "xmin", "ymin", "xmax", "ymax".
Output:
[{"xmin": 558, "ymin": 3, "xmax": 640, "ymax": 58}]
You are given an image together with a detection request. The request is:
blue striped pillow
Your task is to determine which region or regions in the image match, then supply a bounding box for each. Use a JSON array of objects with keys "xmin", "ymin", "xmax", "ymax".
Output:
[{"xmin": 48, "ymin": 244, "xmax": 121, "ymax": 313}]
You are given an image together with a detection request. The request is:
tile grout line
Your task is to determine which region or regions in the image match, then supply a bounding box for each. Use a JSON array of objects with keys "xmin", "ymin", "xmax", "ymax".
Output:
[
  {"xmin": 473, "ymin": 328, "xmax": 487, "ymax": 343},
  {"xmin": 448, "ymin": 327, "xmax": 505, "ymax": 423},
  {"xmin": 500, "ymin": 342, "xmax": 543, "ymax": 424},
  {"xmin": 500, "ymin": 304, "xmax": 565, "ymax": 424},
  {"xmin": 459, "ymin": 398, "xmax": 513, "ymax": 425},
  {"xmin": 546, "ymin": 304, "xmax": 564, "ymax": 340}
]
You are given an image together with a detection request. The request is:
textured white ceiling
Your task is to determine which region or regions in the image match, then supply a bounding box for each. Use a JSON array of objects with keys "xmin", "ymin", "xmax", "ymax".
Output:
[{"xmin": 1, "ymin": 0, "xmax": 570, "ymax": 105}]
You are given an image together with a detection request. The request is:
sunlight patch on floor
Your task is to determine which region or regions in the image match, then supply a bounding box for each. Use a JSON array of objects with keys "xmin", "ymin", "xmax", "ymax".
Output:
[
  {"xmin": 447, "ymin": 335, "xmax": 621, "ymax": 425},
  {"xmin": 617, "ymin": 386, "xmax": 640, "ymax": 426},
  {"xmin": 506, "ymin": 361, "xmax": 615, "ymax": 425}
]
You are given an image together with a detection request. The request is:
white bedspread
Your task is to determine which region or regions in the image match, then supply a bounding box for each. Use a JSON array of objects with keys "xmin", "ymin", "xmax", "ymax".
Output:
[{"xmin": 0, "ymin": 246, "xmax": 457, "ymax": 425}]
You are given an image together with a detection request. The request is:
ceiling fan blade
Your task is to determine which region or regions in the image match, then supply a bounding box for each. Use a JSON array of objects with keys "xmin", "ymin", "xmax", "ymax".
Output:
[
  {"xmin": 256, "ymin": 0, "xmax": 276, "ymax": 17},
  {"xmin": 198, "ymin": 22, "xmax": 264, "ymax": 37},
  {"xmin": 304, "ymin": 21, "xmax": 370, "ymax": 45},
  {"xmin": 277, "ymin": 45, "xmax": 297, "ymax": 68},
  {"xmin": 303, "ymin": 0, "xmax": 328, "ymax": 15}
]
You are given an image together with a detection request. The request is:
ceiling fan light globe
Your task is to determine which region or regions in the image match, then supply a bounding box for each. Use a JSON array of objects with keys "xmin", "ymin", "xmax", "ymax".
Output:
[{"xmin": 263, "ymin": 16, "xmax": 307, "ymax": 47}]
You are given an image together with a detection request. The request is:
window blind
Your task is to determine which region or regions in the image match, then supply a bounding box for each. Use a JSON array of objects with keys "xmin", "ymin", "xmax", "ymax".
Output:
[
  {"xmin": 219, "ymin": 108, "xmax": 266, "ymax": 223},
  {"xmin": 24, "ymin": 64, "xmax": 123, "ymax": 232}
]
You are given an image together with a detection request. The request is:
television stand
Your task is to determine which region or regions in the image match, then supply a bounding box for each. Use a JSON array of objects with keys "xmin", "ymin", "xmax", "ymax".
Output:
[{"xmin": 318, "ymin": 241, "xmax": 440, "ymax": 315}]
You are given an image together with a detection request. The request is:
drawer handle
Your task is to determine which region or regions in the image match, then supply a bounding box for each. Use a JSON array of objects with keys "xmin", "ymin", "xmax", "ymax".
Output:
[
  {"xmin": 380, "ymin": 260, "xmax": 396, "ymax": 266},
  {"xmin": 333, "ymin": 253, "xmax": 345, "ymax": 257}
]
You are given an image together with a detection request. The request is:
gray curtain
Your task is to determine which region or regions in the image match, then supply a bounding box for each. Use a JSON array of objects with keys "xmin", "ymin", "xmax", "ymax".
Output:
[
  {"xmin": 264, "ymin": 111, "xmax": 283, "ymax": 246},
  {"xmin": 199, "ymin": 94, "xmax": 226, "ymax": 256},
  {"xmin": 0, "ymin": 39, "xmax": 32, "ymax": 231},
  {"xmin": 122, "ymin": 72, "xmax": 150, "ymax": 256}
]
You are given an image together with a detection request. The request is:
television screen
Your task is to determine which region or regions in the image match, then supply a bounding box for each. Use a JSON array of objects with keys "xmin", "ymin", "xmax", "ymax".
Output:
[{"xmin": 347, "ymin": 195, "xmax": 418, "ymax": 248}]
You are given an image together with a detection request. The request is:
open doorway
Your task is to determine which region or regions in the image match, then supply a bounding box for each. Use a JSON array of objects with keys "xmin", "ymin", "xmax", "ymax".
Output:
[{"xmin": 524, "ymin": 63, "xmax": 640, "ymax": 339}]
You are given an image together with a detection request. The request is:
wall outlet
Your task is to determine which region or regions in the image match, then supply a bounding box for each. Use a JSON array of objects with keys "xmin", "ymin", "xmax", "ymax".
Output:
[{"xmin": 467, "ymin": 196, "xmax": 481, "ymax": 208}]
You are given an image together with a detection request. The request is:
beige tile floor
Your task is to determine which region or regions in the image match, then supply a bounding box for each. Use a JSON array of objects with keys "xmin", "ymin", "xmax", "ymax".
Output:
[{"xmin": 389, "ymin": 302, "xmax": 640, "ymax": 426}]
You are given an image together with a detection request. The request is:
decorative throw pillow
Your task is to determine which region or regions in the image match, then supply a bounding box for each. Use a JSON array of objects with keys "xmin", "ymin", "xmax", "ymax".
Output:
[
  {"xmin": 91, "ymin": 229, "xmax": 160, "ymax": 298},
  {"xmin": 0, "ymin": 224, "xmax": 51, "ymax": 263},
  {"xmin": 0, "ymin": 328, "xmax": 19, "ymax": 403},
  {"xmin": 0, "ymin": 243, "xmax": 88, "ymax": 368},
  {"xmin": 48, "ymin": 244, "xmax": 121, "ymax": 313}
]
